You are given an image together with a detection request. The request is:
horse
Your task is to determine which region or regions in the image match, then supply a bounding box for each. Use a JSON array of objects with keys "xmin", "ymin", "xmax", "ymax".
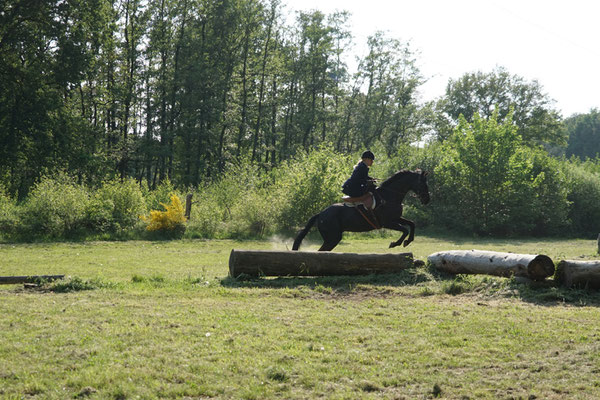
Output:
[{"xmin": 292, "ymin": 169, "xmax": 430, "ymax": 251}]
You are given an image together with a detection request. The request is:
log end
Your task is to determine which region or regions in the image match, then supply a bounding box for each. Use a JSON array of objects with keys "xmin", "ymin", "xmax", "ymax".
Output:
[
  {"xmin": 526, "ymin": 255, "xmax": 555, "ymax": 281},
  {"xmin": 555, "ymin": 260, "xmax": 568, "ymax": 287},
  {"xmin": 228, "ymin": 249, "xmax": 238, "ymax": 278}
]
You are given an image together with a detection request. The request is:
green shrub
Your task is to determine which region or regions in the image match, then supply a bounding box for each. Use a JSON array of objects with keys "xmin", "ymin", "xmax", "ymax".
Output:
[
  {"xmin": 276, "ymin": 146, "xmax": 352, "ymax": 229},
  {"xmin": 84, "ymin": 195, "xmax": 115, "ymax": 232},
  {"xmin": 143, "ymin": 178, "xmax": 178, "ymax": 212},
  {"xmin": 563, "ymin": 161, "xmax": 600, "ymax": 237},
  {"xmin": 185, "ymin": 147, "xmax": 351, "ymax": 237},
  {"xmin": 0, "ymin": 186, "xmax": 18, "ymax": 236},
  {"xmin": 227, "ymin": 189, "xmax": 283, "ymax": 237},
  {"xmin": 433, "ymin": 111, "xmax": 569, "ymax": 236},
  {"xmin": 20, "ymin": 175, "xmax": 89, "ymax": 237},
  {"xmin": 186, "ymin": 186, "xmax": 226, "ymax": 238},
  {"xmin": 186, "ymin": 161, "xmax": 264, "ymax": 238},
  {"xmin": 516, "ymin": 149, "xmax": 568, "ymax": 235},
  {"xmin": 96, "ymin": 179, "xmax": 146, "ymax": 230}
]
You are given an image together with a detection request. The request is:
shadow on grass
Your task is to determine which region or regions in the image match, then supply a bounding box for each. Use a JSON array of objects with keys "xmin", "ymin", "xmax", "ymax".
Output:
[
  {"xmin": 221, "ymin": 265, "xmax": 600, "ymax": 307},
  {"xmin": 221, "ymin": 266, "xmax": 442, "ymax": 292},
  {"xmin": 505, "ymin": 279, "xmax": 600, "ymax": 307}
]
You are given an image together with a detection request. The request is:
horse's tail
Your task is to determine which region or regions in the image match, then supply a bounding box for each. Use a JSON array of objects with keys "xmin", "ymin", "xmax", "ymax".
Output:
[{"xmin": 292, "ymin": 214, "xmax": 319, "ymax": 251}]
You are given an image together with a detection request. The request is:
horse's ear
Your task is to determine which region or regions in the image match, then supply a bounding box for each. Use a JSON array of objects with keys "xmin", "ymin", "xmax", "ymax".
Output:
[{"xmin": 423, "ymin": 171, "xmax": 429, "ymax": 177}]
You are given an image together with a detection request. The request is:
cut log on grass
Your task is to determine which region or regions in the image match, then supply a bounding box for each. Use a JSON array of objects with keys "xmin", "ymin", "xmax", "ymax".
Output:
[
  {"xmin": 428, "ymin": 250, "xmax": 554, "ymax": 281},
  {"xmin": 229, "ymin": 250, "xmax": 414, "ymax": 277},
  {"xmin": 0, "ymin": 275, "xmax": 65, "ymax": 285},
  {"xmin": 556, "ymin": 260, "xmax": 600, "ymax": 289}
]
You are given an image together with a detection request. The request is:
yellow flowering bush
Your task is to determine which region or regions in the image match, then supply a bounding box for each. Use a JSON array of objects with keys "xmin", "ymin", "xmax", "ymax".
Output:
[{"xmin": 142, "ymin": 194, "xmax": 186, "ymax": 234}]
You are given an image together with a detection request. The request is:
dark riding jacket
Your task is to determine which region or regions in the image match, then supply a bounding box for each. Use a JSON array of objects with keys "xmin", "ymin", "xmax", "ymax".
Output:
[{"xmin": 342, "ymin": 161, "xmax": 373, "ymax": 197}]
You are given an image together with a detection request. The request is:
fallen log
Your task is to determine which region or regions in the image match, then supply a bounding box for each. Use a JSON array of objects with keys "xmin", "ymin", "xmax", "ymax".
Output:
[
  {"xmin": 229, "ymin": 250, "xmax": 414, "ymax": 277},
  {"xmin": 427, "ymin": 250, "xmax": 554, "ymax": 281},
  {"xmin": 556, "ymin": 260, "xmax": 600, "ymax": 289},
  {"xmin": 0, "ymin": 275, "xmax": 65, "ymax": 285}
]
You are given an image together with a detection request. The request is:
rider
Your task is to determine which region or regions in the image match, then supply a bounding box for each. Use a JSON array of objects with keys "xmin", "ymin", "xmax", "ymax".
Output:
[{"xmin": 342, "ymin": 151, "xmax": 378, "ymax": 222}]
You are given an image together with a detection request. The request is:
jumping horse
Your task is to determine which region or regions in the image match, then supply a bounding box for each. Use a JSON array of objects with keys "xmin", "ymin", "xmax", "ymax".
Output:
[{"xmin": 292, "ymin": 169, "xmax": 430, "ymax": 251}]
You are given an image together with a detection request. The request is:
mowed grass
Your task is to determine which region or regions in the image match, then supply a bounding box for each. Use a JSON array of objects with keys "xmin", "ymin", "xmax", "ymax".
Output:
[{"xmin": 2, "ymin": 233, "xmax": 600, "ymax": 399}]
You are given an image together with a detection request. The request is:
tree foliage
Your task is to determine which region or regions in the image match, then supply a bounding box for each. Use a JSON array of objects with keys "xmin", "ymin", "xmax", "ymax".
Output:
[
  {"xmin": 565, "ymin": 109, "xmax": 600, "ymax": 159},
  {"xmin": 435, "ymin": 111, "xmax": 568, "ymax": 235},
  {"xmin": 0, "ymin": 0, "xmax": 434, "ymax": 197},
  {"xmin": 435, "ymin": 67, "xmax": 564, "ymax": 146},
  {"xmin": 3, "ymin": 0, "xmax": 600, "ymax": 240}
]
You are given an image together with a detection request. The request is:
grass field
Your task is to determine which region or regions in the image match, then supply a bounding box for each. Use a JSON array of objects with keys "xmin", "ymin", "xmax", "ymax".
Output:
[{"xmin": 2, "ymin": 233, "xmax": 600, "ymax": 399}]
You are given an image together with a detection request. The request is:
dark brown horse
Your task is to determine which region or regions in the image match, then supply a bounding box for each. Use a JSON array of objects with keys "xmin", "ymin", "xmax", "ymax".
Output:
[{"xmin": 292, "ymin": 169, "xmax": 430, "ymax": 251}]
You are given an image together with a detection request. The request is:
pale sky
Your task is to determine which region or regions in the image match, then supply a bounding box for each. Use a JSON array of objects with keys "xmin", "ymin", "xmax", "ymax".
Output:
[{"xmin": 285, "ymin": 0, "xmax": 600, "ymax": 117}]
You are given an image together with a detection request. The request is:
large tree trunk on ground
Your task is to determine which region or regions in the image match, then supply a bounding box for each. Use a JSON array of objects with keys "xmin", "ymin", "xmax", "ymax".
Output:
[
  {"xmin": 428, "ymin": 250, "xmax": 554, "ymax": 281},
  {"xmin": 557, "ymin": 260, "xmax": 600, "ymax": 288},
  {"xmin": 229, "ymin": 250, "xmax": 414, "ymax": 277}
]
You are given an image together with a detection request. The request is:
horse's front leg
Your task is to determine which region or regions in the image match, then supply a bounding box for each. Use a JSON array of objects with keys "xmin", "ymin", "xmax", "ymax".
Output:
[
  {"xmin": 386, "ymin": 222, "xmax": 409, "ymax": 248},
  {"xmin": 397, "ymin": 217, "xmax": 416, "ymax": 247}
]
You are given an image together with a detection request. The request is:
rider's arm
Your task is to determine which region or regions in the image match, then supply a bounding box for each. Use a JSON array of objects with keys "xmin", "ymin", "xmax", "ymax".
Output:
[{"xmin": 351, "ymin": 161, "xmax": 369, "ymax": 181}]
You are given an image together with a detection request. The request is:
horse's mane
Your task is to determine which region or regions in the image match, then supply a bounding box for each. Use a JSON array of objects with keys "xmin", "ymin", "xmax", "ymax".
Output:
[{"xmin": 379, "ymin": 169, "xmax": 417, "ymax": 188}]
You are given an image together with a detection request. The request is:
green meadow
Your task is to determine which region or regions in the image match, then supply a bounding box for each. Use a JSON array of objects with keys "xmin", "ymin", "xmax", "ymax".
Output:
[{"xmin": 2, "ymin": 234, "xmax": 600, "ymax": 399}]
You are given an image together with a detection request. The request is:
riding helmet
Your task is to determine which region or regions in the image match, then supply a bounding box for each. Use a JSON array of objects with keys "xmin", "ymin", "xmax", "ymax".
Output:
[{"xmin": 361, "ymin": 150, "xmax": 375, "ymax": 160}]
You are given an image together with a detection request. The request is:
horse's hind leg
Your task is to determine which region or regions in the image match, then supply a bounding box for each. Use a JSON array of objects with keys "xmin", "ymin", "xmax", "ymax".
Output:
[{"xmin": 318, "ymin": 229, "xmax": 342, "ymax": 252}]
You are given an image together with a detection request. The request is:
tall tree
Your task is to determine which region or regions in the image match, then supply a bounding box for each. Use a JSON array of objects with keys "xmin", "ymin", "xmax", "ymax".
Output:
[
  {"xmin": 0, "ymin": 0, "xmax": 114, "ymax": 195},
  {"xmin": 435, "ymin": 66, "xmax": 564, "ymax": 145},
  {"xmin": 117, "ymin": 0, "xmax": 148, "ymax": 179},
  {"xmin": 352, "ymin": 32, "xmax": 427, "ymax": 154}
]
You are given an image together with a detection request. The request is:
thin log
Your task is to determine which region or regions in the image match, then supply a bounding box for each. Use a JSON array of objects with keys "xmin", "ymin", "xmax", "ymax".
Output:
[
  {"xmin": 0, "ymin": 275, "xmax": 65, "ymax": 285},
  {"xmin": 229, "ymin": 250, "xmax": 414, "ymax": 277},
  {"xmin": 428, "ymin": 250, "xmax": 554, "ymax": 281},
  {"xmin": 557, "ymin": 260, "xmax": 600, "ymax": 289}
]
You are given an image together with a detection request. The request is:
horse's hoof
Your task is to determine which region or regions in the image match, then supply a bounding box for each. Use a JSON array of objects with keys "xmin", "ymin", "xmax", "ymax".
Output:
[
  {"xmin": 389, "ymin": 242, "xmax": 396, "ymax": 248},
  {"xmin": 403, "ymin": 240, "xmax": 411, "ymax": 247}
]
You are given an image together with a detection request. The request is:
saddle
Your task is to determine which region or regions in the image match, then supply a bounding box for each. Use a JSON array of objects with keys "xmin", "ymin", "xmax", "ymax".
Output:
[
  {"xmin": 342, "ymin": 192, "xmax": 380, "ymax": 229},
  {"xmin": 342, "ymin": 192, "xmax": 375, "ymax": 209}
]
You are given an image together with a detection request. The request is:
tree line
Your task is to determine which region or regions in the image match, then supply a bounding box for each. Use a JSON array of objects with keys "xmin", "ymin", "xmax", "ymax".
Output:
[
  {"xmin": 1, "ymin": 0, "xmax": 427, "ymax": 196},
  {"xmin": 1, "ymin": 0, "xmax": 599, "ymax": 200}
]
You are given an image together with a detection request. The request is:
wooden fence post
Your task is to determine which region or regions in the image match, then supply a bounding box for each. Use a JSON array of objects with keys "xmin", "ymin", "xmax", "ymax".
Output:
[{"xmin": 185, "ymin": 193, "xmax": 193, "ymax": 220}]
